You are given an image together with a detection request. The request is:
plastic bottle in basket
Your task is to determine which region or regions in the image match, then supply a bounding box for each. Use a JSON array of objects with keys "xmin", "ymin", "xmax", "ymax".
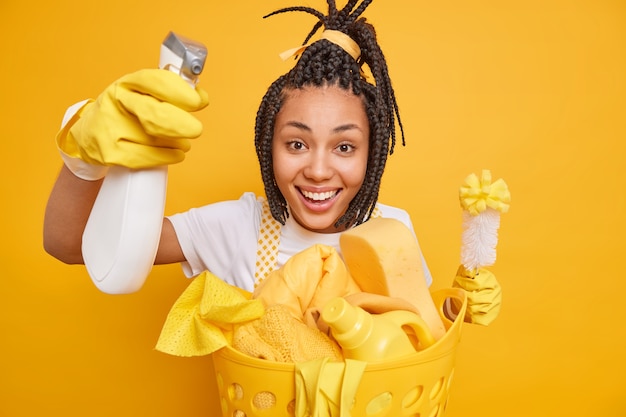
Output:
[{"xmin": 322, "ymin": 297, "xmax": 436, "ymax": 362}]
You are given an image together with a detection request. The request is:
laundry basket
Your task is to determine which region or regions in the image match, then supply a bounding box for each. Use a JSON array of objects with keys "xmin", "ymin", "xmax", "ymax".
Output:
[{"xmin": 212, "ymin": 288, "xmax": 467, "ymax": 417}]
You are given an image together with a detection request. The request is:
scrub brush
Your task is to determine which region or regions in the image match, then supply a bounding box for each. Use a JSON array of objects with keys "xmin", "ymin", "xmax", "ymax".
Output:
[{"xmin": 459, "ymin": 170, "xmax": 511, "ymax": 272}]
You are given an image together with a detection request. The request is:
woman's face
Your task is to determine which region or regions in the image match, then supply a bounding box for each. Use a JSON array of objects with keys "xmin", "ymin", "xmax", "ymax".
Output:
[{"xmin": 272, "ymin": 84, "xmax": 369, "ymax": 233}]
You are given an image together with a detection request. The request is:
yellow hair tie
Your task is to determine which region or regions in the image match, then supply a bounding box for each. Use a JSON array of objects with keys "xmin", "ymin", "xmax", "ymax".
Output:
[
  {"xmin": 279, "ymin": 30, "xmax": 361, "ymax": 61},
  {"xmin": 459, "ymin": 170, "xmax": 511, "ymax": 216}
]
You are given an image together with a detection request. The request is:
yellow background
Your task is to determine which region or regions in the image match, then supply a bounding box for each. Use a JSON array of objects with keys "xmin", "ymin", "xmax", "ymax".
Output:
[{"xmin": 1, "ymin": 0, "xmax": 624, "ymax": 416}]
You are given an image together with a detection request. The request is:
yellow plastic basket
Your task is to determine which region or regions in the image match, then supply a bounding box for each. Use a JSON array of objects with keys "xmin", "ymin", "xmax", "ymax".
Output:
[{"xmin": 212, "ymin": 288, "xmax": 467, "ymax": 417}]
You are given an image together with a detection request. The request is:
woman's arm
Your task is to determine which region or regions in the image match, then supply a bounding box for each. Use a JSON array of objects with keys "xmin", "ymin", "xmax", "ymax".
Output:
[
  {"xmin": 43, "ymin": 164, "xmax": 185, "ymax": 265},
  {"xmin": 43, "ymin": 165, "xmax": 102, "ymax": 264},
  {"xmin": 44, "ymin": 69, "xmax": 209, "ymax": 270}
]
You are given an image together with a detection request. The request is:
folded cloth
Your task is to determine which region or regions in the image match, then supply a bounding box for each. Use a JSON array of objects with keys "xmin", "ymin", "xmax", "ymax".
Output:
[
  {"xmin": 295, "ymin": 357, "xmax": 367, "ymax": 417},
  {"xmin": 232, "ymin": 304, "xmax": 342, "ymax": 363},
  {"xmin": 156, "ymin": 271, "xmax": 264, "ymax": 356},
  {"xmin": 253, "ymin": 244, "xmax": 362, "ymax": 320}
]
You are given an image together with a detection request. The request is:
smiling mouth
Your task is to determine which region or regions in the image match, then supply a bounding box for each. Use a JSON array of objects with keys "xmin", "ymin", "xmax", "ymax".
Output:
[{"xmin": 300, "ymin": 189, "xmax": 339, "ymax": 202}]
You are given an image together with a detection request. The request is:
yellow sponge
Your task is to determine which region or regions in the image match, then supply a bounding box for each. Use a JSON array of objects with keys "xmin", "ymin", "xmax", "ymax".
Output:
[{"xmin": 340, "ymin": 218, "xmax": 446, "ymax": 341}]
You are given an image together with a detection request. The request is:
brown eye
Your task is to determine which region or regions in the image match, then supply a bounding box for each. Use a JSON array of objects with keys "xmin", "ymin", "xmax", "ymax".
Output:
[
  {"xmin": 337, "ymin": 143, "xmax": 355, "ymax": 153},
  {"xmin": 288, "ymin": 140, "xmax": 305, "ymax": 151}
]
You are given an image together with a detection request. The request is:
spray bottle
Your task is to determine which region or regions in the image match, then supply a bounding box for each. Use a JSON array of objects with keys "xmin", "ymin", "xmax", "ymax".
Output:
[{"xmin": 81, "ymin": 32, "xmax": 207, "ymax": 294}]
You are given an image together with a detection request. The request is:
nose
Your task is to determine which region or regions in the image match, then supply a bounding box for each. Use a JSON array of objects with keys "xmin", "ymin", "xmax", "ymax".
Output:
[{"xmin": 303, "ymin": 150, "xmax": 333, "ymax": 182}]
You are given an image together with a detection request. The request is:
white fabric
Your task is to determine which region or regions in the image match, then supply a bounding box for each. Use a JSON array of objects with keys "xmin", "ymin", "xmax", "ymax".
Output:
[
  {"xmin": 61, "ymin": 100, "xmax": 90, "ymax": 128},
  {"xmin": 168, "ymin": 192, "xmax": 433, "ymax": 292}
]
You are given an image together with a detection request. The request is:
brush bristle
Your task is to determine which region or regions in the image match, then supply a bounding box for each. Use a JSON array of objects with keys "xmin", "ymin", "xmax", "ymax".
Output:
[{"xmin": 460, "ymin": 208, "xmax": 501, "ymax": 271}]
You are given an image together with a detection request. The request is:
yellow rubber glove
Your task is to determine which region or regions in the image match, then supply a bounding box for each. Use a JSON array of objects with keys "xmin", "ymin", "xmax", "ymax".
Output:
[
  {"xmin": 450, "ymin": 265, "xmax": 502, "ymax": 326},
  {"xmin": 56, "ymin": 69, "xmax": 209, "ymax": 170}
]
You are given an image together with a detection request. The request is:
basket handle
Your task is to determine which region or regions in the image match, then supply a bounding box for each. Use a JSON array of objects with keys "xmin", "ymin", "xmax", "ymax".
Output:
[{"xmin": 430, "ymin": 288, "xmax": 468, "ymax": 329}]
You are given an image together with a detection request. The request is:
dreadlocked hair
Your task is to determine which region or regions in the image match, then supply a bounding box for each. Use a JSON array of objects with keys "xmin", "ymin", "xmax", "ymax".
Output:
[{"xmin": 255, "ymin": 0, "xmax": 405, "ymax": 228}]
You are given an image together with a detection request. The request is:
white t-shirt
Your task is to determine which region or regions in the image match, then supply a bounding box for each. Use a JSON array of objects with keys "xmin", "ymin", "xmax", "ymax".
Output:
[{"xmin": 168, "ymin": 192, "xmax": 432, "ymax": 292}]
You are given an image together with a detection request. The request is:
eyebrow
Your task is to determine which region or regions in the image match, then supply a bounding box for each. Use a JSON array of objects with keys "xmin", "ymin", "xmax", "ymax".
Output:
[{"xmin": 283, "ymin": 121, "xmax": 363, "ymax": 133}]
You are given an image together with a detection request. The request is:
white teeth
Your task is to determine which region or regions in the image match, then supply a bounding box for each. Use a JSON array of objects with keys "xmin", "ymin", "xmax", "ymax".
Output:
[{"xmin": 302, "ymin": 190, "xmax": 337, "ymax": 201}]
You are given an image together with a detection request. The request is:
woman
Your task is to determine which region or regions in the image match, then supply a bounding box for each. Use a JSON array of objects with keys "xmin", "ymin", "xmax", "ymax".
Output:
[{"xmin": 44, "ymin": 0, "xmax": 434, "ymax": 292}]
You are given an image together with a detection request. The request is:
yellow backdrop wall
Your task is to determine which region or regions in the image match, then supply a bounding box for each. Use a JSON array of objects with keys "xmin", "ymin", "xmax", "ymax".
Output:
[{"xmin": 1, "ymin": 0, "xmax": 624, "ymax": 416}]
